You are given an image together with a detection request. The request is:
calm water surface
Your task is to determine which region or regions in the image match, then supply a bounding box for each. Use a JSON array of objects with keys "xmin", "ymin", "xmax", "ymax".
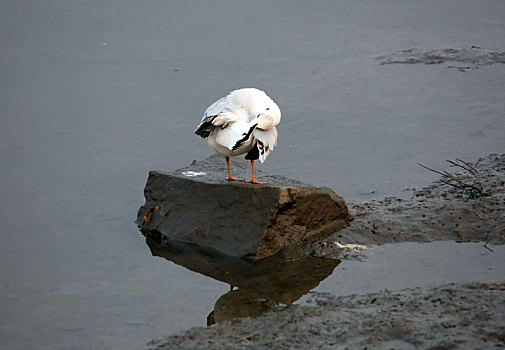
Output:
[{"xmin": 1, "ymin": 1, "xmax": 505, "ymax": 349}]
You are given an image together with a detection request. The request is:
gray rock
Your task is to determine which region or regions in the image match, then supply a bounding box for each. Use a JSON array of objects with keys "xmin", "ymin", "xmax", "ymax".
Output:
[{"xmin": 137, "ymin": 155, "xmax": 351, "ymax": 259}]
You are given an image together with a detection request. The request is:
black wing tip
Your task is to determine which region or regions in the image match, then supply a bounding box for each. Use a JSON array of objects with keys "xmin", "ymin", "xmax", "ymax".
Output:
[
  {"xmin": 194, "ymin": 128, "xmax": 210, "ymax": 138},
  {"xmin": 194, "ymin": 118, "xmax": 215, "ymax": 138}
]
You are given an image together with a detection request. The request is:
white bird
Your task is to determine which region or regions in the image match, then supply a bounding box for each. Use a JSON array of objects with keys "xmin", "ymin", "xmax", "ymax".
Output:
[{"xmin": 195, "ymin": 88, "xmax": 281, "ymax": 184}]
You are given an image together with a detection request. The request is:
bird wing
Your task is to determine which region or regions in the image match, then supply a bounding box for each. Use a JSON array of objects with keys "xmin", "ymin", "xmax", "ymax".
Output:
[
  {"xmin": 202, "ymin": 95, "xmax": 246, "ymax": 124},
  {"xmin": 195, "ymin": 95, "xmax": 248, "ymax": 138},
  {"xmin": 195, "ymin": 95, "xmax": 243, "ymax": 137},
  {"xmin": 214, "ymin": 119, "xmax": 258, "ymax": 151}
]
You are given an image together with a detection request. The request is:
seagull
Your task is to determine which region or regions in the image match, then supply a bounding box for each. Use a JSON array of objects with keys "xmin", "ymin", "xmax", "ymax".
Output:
[{"xmin": 195, "ymin": 88, "xmax": 281, "ymax": 184}]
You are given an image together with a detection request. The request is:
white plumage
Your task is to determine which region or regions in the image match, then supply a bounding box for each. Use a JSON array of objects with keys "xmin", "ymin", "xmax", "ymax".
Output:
[{"xmin": 195, "ymin": 88, "xmax": 281, "ymax": 184}]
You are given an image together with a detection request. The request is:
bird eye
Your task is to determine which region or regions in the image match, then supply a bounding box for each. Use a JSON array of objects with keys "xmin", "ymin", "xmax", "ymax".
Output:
[{"xmin": 265, "ymin": 107, "xmax": 270, "ymax": 111}]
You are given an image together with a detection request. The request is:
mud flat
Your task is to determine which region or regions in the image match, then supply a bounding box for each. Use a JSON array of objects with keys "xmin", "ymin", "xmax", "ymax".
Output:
[
  {"xmin": 307, "ymin": 153, "xmax": 505, "ymax": 259},
  {"xmin": 377, "ymin": 46, "xmax": 505, "ymax": 72},
  {"xmin": 149, "ymin": 154, "xmax": 505, "ymax": 349},
  {"xmin": 151, "ymin": 282, "xmax": 504, "ymax": 350}
]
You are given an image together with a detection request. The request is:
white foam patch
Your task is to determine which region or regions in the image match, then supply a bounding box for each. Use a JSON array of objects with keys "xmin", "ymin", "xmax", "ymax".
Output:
[
  {"xmin": 334, "ymin": 242, "xmax": 367, "ymax": 251},
  {"xmin": 182, "ymin": 171, "xmax": 206, "ymax": 177}
]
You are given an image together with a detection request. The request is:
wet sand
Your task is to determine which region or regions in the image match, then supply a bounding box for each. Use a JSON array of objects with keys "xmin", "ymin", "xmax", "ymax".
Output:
[
  {"xmin": 307, "ymin": 153, "xmax": 505, "ymax": 259},
  {"xmin": 152, "ymin": 282, "xmax": 505, "ymax": 350}
]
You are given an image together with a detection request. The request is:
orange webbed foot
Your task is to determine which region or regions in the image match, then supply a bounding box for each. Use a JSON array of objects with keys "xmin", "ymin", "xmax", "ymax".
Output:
[
  {"xmin": 247, "ymin": 179, "xmax": 268, "ymax": 184},
  {"xmin": 226, "ymin": 176, "xmax": 245, "ymax": 182}
]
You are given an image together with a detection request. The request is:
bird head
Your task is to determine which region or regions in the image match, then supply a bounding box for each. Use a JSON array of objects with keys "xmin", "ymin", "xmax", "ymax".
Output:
[
  {"xmin": 232, "ymin": 88, "xmax": 281, "ymax": 129},
  {"xmin": 256, "ymin": 101, "xmax": 281, "ymax": 130}
]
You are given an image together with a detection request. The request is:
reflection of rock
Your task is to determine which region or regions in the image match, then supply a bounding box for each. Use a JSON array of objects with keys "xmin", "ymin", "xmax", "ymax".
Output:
[
  {"xmin": 138, "ymin": 155, "xmax": 351, "ymax": 259},
  {"xmin": 212, "ymin": 289, "xmax": 277, "ymax": 324},
  {"xmin": 146, "ymin": 236, "xmax": 339, "ymax": 324}
]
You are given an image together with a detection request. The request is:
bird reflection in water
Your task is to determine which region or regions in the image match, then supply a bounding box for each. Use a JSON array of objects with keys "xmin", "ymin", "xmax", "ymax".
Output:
[{"xmin": 145, "ymin": 236, "xmax": 340, "ymax": 325}]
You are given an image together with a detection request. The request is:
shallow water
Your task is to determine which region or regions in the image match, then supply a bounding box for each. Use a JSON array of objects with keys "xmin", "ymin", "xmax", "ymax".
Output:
[
  {"xmin": 147, "ymin": 239, "xmax": 505, "ymax": 327},
  {"xmin": 1, "ymin": 1, "xmax": 505, "ymax": 349},
  {"xmin": 300, "ymin": 241, "xmax": 505, "ymax": 303}
]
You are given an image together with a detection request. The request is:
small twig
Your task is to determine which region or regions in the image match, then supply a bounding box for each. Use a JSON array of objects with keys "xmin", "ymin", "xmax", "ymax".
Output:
[
  {"xmin": 447, "ymin": 159, "xmax": 485, "ymax": 193},
  {"xmin": 483, "ymin": 229, "xmax": 505, "ymax": 252},
  {"xmin": 417, "ymin": 163, "xmax": 446, "ymax": 178},
  {"xmin": 418, "ymin": 159, "xmax": 489, "ymax": 198},
  {"xmin": 454, "ymin": 158, "xmax": 478, "ymax": 174},
  {"xmin": 483, "ymin": 243, "xmax": 494, "ymax": 252}
]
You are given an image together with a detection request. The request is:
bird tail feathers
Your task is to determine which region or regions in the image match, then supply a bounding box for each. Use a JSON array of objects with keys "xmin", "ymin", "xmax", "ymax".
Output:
[{"xmin": 253, "ymin": 127, "xmax": 277, "ymax": 163}]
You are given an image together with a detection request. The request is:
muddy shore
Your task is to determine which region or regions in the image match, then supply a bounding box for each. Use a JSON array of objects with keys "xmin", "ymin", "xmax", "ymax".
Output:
[
  {"xmin": 306, "ymin": 153, "xmax": 505, "ymax": 260},
  {"xmin": 152, "ymin": 282, "xmax": 504, "ymax": 350},
  {"xmin": 149, "ymin": 154, "xmax": 505, "ymax": 349}
]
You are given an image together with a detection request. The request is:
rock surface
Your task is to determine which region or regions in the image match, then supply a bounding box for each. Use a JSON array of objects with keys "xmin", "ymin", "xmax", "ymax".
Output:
[{"xmin": 137, "ymin": 155, "xmax": 351, "ymax": 259}]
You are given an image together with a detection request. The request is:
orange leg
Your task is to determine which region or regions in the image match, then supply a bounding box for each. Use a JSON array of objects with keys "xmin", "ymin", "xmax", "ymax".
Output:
[
  {"xmin": 225, "ymin": 156, "xmax": 244, "ymax": 182},
  {"xmin": 248, "ymin": 160, "xmax": 268, "ymax": 184}
]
